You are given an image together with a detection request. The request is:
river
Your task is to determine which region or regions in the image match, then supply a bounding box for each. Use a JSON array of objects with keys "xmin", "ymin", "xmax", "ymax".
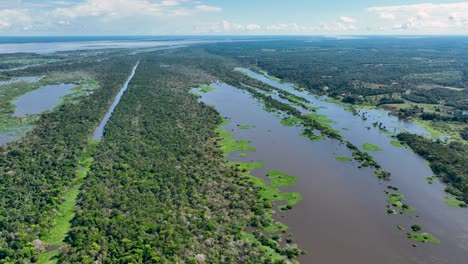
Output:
[
  {"xmin": 92, "ymin": 61, "xmax": 140, "ymax": 140},
  {"xmin": 195, "ymin": 71, "xmax": 468, "ymax": 263}
]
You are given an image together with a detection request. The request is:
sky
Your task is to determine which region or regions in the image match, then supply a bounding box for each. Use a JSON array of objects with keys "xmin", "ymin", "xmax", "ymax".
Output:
[{"xmin": 0, "ymin": 0, "xmax": 467, "ymax": 35}]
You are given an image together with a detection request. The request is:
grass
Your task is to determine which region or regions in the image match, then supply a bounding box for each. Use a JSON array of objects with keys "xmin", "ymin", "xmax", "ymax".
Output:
[
  {"xmin": 407, "ymin": 232, "xmax": 441, "ymax": 244},
  {"xmin": 335, "ymin": 156, "xmax": 353, "ymax": 162},
  {"xmin": 267, "ymin": 170, "xmax": 297, "ymax": 188},
  {"xmin": 391, "ymin": 141, "xmax": 404, "ymax": 147},
  {"xmin": 362, "ymin": 143, "xmax": 382, "ymax": 151},
  {"xmin": 37, "ymin": 139, "xmax": 99, "ymax": 263},
  {"xmin": 36, "ymin": 250, "xmax": 59, "ymax": 264},
  {"xmin": 199, "ymin": 84, "xmax": 216, "ymax": 93},
  {"xmin": 280, "ymin": 117, "xmax": 301, "ymax": 127},
  {"xmin": 444, "ymin": 196, "xmax": 467, "ymax": 208},
  {"xmin": 425, "ymin": 175, "xmax": 437, "ymax": 184}
]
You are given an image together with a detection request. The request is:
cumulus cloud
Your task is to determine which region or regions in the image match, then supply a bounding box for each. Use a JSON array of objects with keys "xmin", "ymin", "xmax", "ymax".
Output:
[{"xmin": 368, "ymin": 2, "xmax": 468, "ymax": 31}]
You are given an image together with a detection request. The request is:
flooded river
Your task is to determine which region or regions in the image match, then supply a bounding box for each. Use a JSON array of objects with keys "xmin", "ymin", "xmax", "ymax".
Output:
[{"xmin": 196, "ymin": 71, "xmax": 468, "ymax": 263}]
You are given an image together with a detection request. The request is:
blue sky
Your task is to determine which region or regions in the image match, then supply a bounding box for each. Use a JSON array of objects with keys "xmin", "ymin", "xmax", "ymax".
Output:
[{"xmin": 0, "ymin": 0, "xmax": 467, "ymax": 35}]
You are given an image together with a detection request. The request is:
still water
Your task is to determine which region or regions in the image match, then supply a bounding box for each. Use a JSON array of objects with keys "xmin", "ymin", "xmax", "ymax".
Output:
[
  {"xmin": 92, "ymin": 61, "xmax": 140, "ymax": 140},
  {"xmin": 13, "ymin": 83, "xmax": 76, "ymax": 117}
]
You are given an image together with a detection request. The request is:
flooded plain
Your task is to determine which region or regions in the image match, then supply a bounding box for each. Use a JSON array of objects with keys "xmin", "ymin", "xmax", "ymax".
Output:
[{"xmin": 196, "ymin": 72, "xmax": 468, "ymax": 263}]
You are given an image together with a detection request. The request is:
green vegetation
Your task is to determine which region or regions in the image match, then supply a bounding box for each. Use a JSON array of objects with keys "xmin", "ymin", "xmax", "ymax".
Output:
[
  {"xmin": 267, "ymin": 169, "xmax": 298, "ymax": 187},
  {"xmin": 57, "ymin": 54, "xmax": 302, "ymax": 263},
  {"xmin": 398, "ymin": 133, "xmax": 468, "ymax": 203},
  {"xmin": 37, "ymin": 140, "xmax": 99, "ymax": 263},
  {"xmin": 385, "ymin": 191, "xmax": 415, "ymax": 214},
  {"xmin": 425, "ymin": 175, "xmax": 437, "ymax": 184},
  {"xmin": 199, "ymin": 84, "xmax": 216, "ymax": 93},
  {"xmin": 0, "ymin": 54, "xmax": 138, "ymax": 262},
  {"xmin": 391, "ymin": 141, "xmax": 404, "ymax": 147},
  {"xmin": 363, "ymin": 143, "xmax": 383, "ymax": 151},
  {"xmin": 280, "ymin": 117, "xmax": 301, "ymax": 127},
  {"xmin": 444, "ymin": 196, "xmax": 467, "ymax": 208},
  {"xmin": 396, "ymin": 225, "xmax": 407, "ymax": 231},
  {"xmin": 407, "ymin": 233, "xmax": 441, "ymax": 244},
  {"xmin": 238, "ymin": 124, "xmax": 251, "ymax": 129},
  {"xmin": 336, "ymin": 156, "xmax": 353, "ymax": 162}
]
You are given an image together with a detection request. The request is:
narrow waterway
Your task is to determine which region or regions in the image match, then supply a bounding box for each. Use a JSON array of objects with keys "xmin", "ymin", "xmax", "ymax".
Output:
[
  {"xmin": 92, "ymin": 61, "xmax": 140, "ymax": 140},
  {"xmin": 196, "ymin": 76, "xmax": 468, "ymax": 263}
]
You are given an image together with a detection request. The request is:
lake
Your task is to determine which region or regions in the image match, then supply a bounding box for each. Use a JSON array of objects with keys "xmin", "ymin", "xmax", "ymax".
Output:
[{"xmin": 13, "ymin": 83, "xmax": 76, "ymax": 116}]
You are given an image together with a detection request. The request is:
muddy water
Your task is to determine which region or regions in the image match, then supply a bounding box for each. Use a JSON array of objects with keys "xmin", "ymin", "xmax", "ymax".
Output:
[{"xmin": 197, "ymin": 80, "xmax": 468, "ymax": 263}]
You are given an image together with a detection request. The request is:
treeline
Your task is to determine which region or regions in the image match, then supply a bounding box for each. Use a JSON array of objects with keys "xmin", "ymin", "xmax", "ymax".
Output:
[
  {"xmin": 205, "ymin": 39, "xmax": 468, "ymax": 114},
  {"xmin": 60, "ymin": 53, "xmax": 295, "ymax": 263},
  {"xmin": 0, "ymin": 56, "xmax": 137, "ymax": 262},
  {"xmin": 397, "ymin": 133, "xmax": 468, "ymax": 203}
]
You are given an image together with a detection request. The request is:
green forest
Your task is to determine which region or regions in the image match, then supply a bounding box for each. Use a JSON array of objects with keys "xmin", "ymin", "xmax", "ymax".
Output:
[{"xmin": 0, "ymin": 38, "xmax": 467, "ymax": 263}]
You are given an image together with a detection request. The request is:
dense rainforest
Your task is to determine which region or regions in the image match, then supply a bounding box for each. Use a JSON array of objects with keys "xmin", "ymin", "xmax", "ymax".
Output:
[
  {"xmin": 60, "ymin": 52, "xmax": 299, "ymax": 263},
  {"xmin": 0, "ymin": 55, "xmax": 138, "ymax": 262},
  {"xmin": 0, "ymin": 38, "xmax": 467, "ymax": 263}
]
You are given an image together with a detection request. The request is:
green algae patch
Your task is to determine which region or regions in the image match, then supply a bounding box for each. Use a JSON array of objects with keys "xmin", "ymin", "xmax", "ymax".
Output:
[
  {"xmin": 336, "ymin": 156, "xmax": 353, "ymax": 162},
  {"xmin": 407, "ymin": 232, "xmax": 440, "ymax": 244},
  {"xmin": 267, "ymin": 169, "xmax": 298, "ymax": 188},
  {"xmin": 238, "ymin": 152, "xmax": 248, "ymax": 157},
  {"xmin": 363, "ymin": 143, "xmax": 382, "ymax": 151},
  {"xmin": 280, "ymin": 117, "xmax": 301, "ymax": 127},
  {"xmin": 200, "ymin": 84, "xmax": 215, "ymax": 93},
  {"xmin": 391, "ymin": 141, "xmax": 404, "ymax": 147}
]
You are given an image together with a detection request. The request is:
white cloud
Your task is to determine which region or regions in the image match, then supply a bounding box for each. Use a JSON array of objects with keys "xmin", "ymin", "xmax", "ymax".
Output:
[
  {"xmin": 246, "ymin": 24, "xmax": 261, "ymax": 31},
  {"xmin": 195, "ymin": 5, "xmax": 222, "ymax": 12},
  {"xmin": 0, "ymin": 9, "xmax": 32, "ymax": 30},
  {"xmin": 368, "ymin": 2, "xmax": 468, "ymax": 31},
  {"xmin": 339, "ymin": 16, "xmax": 356, "ymax": 23}
]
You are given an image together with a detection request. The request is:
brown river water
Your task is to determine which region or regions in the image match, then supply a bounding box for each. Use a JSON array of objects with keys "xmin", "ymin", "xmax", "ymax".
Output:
[{"xmin": 195, "ymin": 70, "xmax": 468, "ymax": 264}]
